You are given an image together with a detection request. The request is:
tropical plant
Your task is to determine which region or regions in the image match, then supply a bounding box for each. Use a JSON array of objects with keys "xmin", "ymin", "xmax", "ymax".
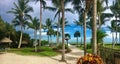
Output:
[
  {"xmin": 47, "ymin": 28, "xmax": 55, "ymax": 46},
  {"xmin": 45, "ymin": 0, "xmax": 73, "ymax": 46},
  {"xmin": 44, "ymin": 18, "xmax": 52, "ymax": 45},
  {"xmin": 34, "ymin": 0, "xmax": 46, "ymax": 46},
  {"xmin": 61, "ymin": 0, "xmax": 65, "ymax": 61},
  {"xmin": 77, "ymin": 54, "xmax": 104, "ymax": 64},
  {"xmin": 74, "ymin": 31, "xmax": 80, "ymax": 47},
  {"xmin": 65, "ymin": 33, "xmax": 71, "ymax": 47},
  {"xmin": 8, "ymin": 0, "xmax": 33, "ymax": 48},
  {"xmin": 92, "ymin": 0, "xmax": 97, "ymax": 55},
  {"xmin": 27, "ymin": 17, "xmax": 39, "ymax": 52}
]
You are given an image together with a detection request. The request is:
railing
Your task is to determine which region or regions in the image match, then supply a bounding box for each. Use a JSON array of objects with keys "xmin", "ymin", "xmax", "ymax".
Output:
[{"xmin": 99, "ymin": 46, "xmax": 120, "ymax": 64}]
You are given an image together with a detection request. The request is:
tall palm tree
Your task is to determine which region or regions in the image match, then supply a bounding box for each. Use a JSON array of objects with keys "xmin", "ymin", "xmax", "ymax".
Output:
[
  {"xmin": 65, "ymin": 33, "xmax": 71, "ymax": 47},
  {"xmin": 92, "ymin": 0, "xmax": 97, "ymax": 55},
  {"xmin": 8, "ymin": 0, "xmax": 33, "ymax": 48},
  {"xmin": 45, "ymin": 0, "xmax": 73, "ymax": 46},
  {"xmin": 74, "ymin": 31, "xmax": 80, "ymax": 47},
  {"xmin": 5, "ymin": 22, "xmax": 16, "ymax": 39},
  {"xmin": 47, "ymin": 28, "xmax": 54, "ymax": 46},
  {"xmin": 45, "ymin": 18, "xmax": 52, "ymax": 45},
  {"xmin": 107, "ymin": 20, "xmax": 116, "ymax": 48},
  {"xmin": 72, "ymin": 0, "xmax": 92, "ymax": 55},
  {"xmin": 74, "ymin": 14, "xmax": 84, "ymax": 45},
  {"xmin": 27, "ymin": 17, "xmax": 39, "ymax": 52},
  {"xmin": 34, "ymin": 0, "xmax": 46, "ymax": 46},
  {"xmin": 61, "ymin": 0, "xmax": 65, "ymax": 61}
]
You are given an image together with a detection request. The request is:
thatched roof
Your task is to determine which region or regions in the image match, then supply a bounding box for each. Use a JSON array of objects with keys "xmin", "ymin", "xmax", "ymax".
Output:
[
  {"xmin": 0, "ymin": 37, "xmax": 12, "ymax": 43},
  {"xmin": 22, "ymin": 41, "xmax": 28, "ymax": 44}
]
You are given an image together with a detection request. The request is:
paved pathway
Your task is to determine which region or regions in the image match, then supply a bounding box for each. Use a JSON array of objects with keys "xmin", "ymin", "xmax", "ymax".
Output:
[{"xmin": 0, "ymin": 45, "xmax": 84, "ymax": 64}]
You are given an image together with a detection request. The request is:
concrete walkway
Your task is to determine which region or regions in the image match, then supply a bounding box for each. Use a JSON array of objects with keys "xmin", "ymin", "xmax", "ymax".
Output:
[{"xmin": 0, "ymin": 45, "xmax": 84, "ymax": 64}]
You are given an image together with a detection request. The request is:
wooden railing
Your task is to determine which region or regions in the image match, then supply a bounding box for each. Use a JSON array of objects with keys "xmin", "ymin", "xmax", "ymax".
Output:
[{"xmin": 99, "ymin": 46, "xmax": 120, "ymax": 64}]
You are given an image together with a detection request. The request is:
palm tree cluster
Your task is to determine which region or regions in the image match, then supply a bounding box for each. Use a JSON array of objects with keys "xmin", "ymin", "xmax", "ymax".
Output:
[{"xmin": 1, "ymin": 0, "xmax": 120, "ymax": 61}]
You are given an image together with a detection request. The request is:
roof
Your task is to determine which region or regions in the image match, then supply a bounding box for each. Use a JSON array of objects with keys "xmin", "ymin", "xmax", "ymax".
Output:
[{"xmin": 0, "ymin": 37, "xmax": 12, "ymax": 43}]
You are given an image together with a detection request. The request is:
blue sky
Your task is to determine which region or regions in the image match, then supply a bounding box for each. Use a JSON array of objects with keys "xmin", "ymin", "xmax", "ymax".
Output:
[{"xmin": 0, "ymin": 0, "xmax": 115, "ymax": 43}]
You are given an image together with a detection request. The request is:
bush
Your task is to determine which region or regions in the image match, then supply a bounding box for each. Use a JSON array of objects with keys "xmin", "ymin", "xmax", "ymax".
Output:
[
  {"xmin": 53, "ymin": 44, "xmax": 71, "ymax": 53},
  {"xmin": 77, "ymin": 54, "xmax": 103, "ymax": 64},
  {"xmin": 87, "ymin": 44, "xmax": 92, "ymax": 49},
  {"xmin": 41, "ymin": 40, "xmax": 48, "ymax": 46}
]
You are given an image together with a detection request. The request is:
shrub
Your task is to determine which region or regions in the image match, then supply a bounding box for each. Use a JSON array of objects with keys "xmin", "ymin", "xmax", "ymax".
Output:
[
  {"xmin": 87, "ymin": 44, "xmax": 92, "ymax": 49},
  {"xmin": 53, "ymin": 44, "xmax": 71, "ymax": 53},
  {"xmin": 77, "ymin": 54, "xmax": 103, "ymax": 64},
  {"xmin": 41, "ymin": 40, "xmax": 48, "ymax": 46}
]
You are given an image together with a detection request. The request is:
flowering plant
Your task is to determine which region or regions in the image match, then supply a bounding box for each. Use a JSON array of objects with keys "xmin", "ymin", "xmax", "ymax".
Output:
[{"xmin": 77, "ymin": 54, "xmax": 103, "ymax": 64}]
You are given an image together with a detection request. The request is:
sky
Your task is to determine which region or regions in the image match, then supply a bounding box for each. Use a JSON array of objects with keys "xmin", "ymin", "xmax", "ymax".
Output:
[{"xmin": 0, "ymin": 0, "xmax": 115, "ymax": 43}]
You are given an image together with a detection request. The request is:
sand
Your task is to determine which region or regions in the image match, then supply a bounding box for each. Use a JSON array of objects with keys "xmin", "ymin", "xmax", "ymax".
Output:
[{"xmin": 0, "ymin": 45, "xmax": 84, "ymax": 64}]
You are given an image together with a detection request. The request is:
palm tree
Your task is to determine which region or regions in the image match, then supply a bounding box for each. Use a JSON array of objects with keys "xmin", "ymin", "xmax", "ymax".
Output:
[
  {"xmin": 8, "ymin": 0, "xmax": 33, "ymax": 48},
  {"xmin": 45, "ymin": 0, "xmax": 73, "ymax": 46},
  {"xmin": 74, "ymin": 14, "xmax": 84, "ymax": 45},
  {"xmin": 107, "ymin": 20, "xmax": 116, "ymax": 48},
  {"xmin": 61, "ymin": 0, "xmax": 65, "ymax": 61},
  {"xmin": 27, "ymin": 17, "xmax": 39, "ymax": 52},
  {"xmin": 34, "ymin": 0, "xmax": 46, "ymax": 46},
  {"xmin": 65, "ymin": 33, "xmax": 71, "ymax": 47},
  {"xmin": 72, "ymin": 0, "xmax": 92, "ymax": 55},
  {"xmin": 44, "ymin": 18, "xmax": 52, "ymax": 45},
  {"xmin": 5, "ymin": 22, "xmax": 16, "ymax": 39},
  {"xmin": 47, "ymin": 28, "xmax": 55, "ymax": 46},
  {"xmin": 92, "ymin": 0, "xmax": 97, "ymax": 55},
  {"xmin": 74, "ymin": 31, "xmax": 80, "ymax": 47}
]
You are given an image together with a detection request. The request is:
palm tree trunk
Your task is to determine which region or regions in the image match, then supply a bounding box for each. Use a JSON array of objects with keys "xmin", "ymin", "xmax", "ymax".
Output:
[
  {"xmin": 39, "ymin": 0, "xmax": 42, "ymax": 47},
  {"xmin": 115, "ymin": 16, "xmax": 117, "ymax": 45},
  {"xmin": 56, "ymin": 13, "xmax": 60, "ymax": 46},
  {"xmin": 18, "ymin": 25, "xmax": 23, "ymax": 48},
  {"xmin": 80, "ymin": 26, "xmax": 82, "ymax": 46},
  {"xmin": 84, "ymin": 11, "xmax": 87, "ymax": 55},
  {"xmin": 61, "ymin": 0, "xmax": 65, "ymax": 61},
  {"xmin": 92, "ymin": 0, "xmax": 97, "ymax": 55},
  {"xmin": 35, "ymin": 30, "xmax": 37, "ymax": 52},
  {"xmin": 113, "ymin": 32, "xmax": 115, "ymax": 48},
  {"xmin": 98, "ymin": 12, "xmax": 101, "ymax": 29},
  {"xmin": 119, "ymin": 32, "xmax": 120, "ymax": 44},
  {"xmin": 112, "ymin": 31, "xmax": 114, "ymax": 48},
  {"xmin": 48, "ymin": 35, "xmax": 49, "ymax": 45},
  {"xmin": 77, "ymin": 37, "xmax": 78, "ymax": 47},
  {"xmin": 67, "ymin": 40, "xmax": 68, "ymax": 47}
]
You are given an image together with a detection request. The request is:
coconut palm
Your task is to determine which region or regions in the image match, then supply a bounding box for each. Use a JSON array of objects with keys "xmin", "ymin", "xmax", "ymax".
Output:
[
  {"xmin": 72, "ymin": 0, "xmax": 92, "ymax": 55},
  {"xmin": 74, "ymin": 31, "xmax": 80, "ymax": 47},
  {"xmin": 27, "ymin": 17, "xmax": 39, "ymax": 52},
  {"xmin": 92, "ymin": 0, "xmax": 97, "ymax": 55},
  {"xmin": 44, "ymin": 18, "xmax": 52, "ymax": 45},
  {"xmin": 34, "ymin": 0, "xmax": 46, "ymax": 46},
  {"xmin": 74, "ymin": 14, "xmax": 84, "ymax": 46},
  {"xmin": 8, "ymin": 0, "xmax": 33, "ymax": 48},
  {"xmin": 4, "ymin": 22, "xmax": 16, "ymax": 40},
  {"xmin": 61, "ymin": 0, "xmax": 65, "ymax": 61},
  {"xmin": 65, "ymin": 33, "xmax": 71, "ymax": 47},
  {"xmin": 45, "ymin": 0, "xmax": 73, "ymax": 46},
  {"xmin": 47, "ymin": 28, "xmax": 55, "ymax": 46}
]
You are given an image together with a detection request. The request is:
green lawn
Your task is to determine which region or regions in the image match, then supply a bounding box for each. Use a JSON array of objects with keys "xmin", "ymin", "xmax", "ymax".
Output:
[
  {"xmin": 7, "ymin": 46, "xmax": 59, "ymax": 57},
  {"xmin": 104, "ymin": 44, "xmax": 120, "ymax": 49},
  {"xmin": 77, "ymin": 45, "xmax": 92, "ymax": 53}
]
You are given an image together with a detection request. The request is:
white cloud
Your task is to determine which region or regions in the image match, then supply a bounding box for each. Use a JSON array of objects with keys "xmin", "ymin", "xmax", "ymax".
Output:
[
  {"xmin": 105, "ymin": 31, "xmax": 119, "ymax": 39},
  {"xmin": 37, "ymin": 31, "xmax": 46, "ymax": 36}
]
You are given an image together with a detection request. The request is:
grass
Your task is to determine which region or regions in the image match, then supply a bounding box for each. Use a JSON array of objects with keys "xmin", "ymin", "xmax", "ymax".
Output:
[
  {"xmin": 77, "ymin": 45, "xmax": 92, "ymax": 53},
  {"xmin": 104, "ymin": 44, "xmax": 120, "ymax": 49},
  {"xmin": 7, "ymin": 46, "xmax": 59, "ymax": 57}
]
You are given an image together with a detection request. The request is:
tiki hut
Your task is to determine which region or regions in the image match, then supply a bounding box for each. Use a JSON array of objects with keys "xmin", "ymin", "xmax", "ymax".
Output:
[
  {"xmin": 0, "ymin": 37, "xmax": 12, "ymax": 43},
  {"xmin": 22, "ymin": 41, "xmax": 28, "ymax": 44}
]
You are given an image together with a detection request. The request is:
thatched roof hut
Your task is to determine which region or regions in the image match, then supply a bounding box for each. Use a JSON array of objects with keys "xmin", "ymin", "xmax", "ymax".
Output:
[
  {"xmin": 0, "ymin": 37, "xmax": 12, "ymax": 43},
  {"xmin": 22, "ymin": 41, "xmax": 28, "ymax": 44}
]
